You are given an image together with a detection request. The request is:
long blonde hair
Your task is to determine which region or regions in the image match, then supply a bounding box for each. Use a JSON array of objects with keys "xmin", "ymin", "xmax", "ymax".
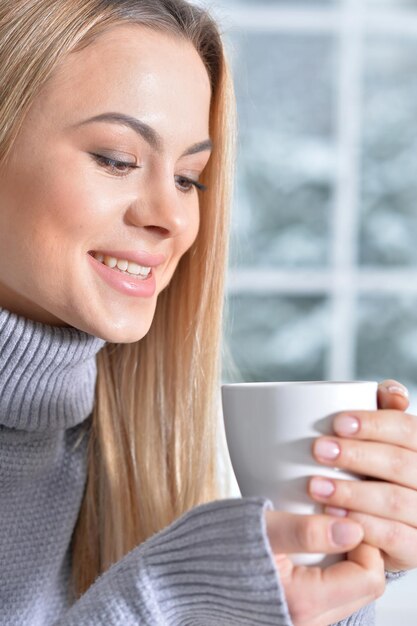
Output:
[{"xmin": 0, "ymin": 0, "xmax": 236, "ymax": 599}]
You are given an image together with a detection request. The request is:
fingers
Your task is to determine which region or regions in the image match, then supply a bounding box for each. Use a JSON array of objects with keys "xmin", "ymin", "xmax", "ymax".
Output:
[
  {"xmin": 309, "ymin": 477, "xmax": 417, "ymax": 528},
  {"xmin": 320, "ymin": 543, "xmax": 385, "ymax": 610},
  {"xmin": 347, "ymin": 510, "xmax": 417, "ymax": 572},
  {"xmin": 274, "ymin": 553, "xmax": 294, "ymax": 581},
  {"xmin": 323, "ymin": 543, "xmax": 385, "ymax": 608},
  {"xmin": 329, "ymin": 409, "xmax": 417, "ymax": 451},
  {"xmin": 265, "ymin": 510, "xmax": 364, "ymax": 555},
  {"xmin": 309, "ymin": 475, "xmax": 417, "ymax": 570},
  {"xmin": 377, "ymin": 380, "xmax": 410, "ymax": 411},
  {"xmin": 281, "ymin": 543, "xmax": 385, "ymax": 626},
  {"xmin": 313, "ymin": 593, "xmax": 377, "ymax": 626},
  {"xmin": 327, "ymin": 378, "xmax": 412, "ymax": 455},
  {"xmin": 313, "ymin": 436, "xmax": 417, "ymax": 489}
]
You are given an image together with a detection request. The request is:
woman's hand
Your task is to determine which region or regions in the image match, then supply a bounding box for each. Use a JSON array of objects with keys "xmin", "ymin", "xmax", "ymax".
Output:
[
  {"xmin": 265, "ymin": 509, "xmax": 385, "ymax": 626},
  {"xmin": 309, "ymin": 378, "xmax": 415, "ymax": 573}
]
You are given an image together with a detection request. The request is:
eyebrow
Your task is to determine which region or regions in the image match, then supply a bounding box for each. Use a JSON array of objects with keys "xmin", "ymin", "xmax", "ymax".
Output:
[{"xmin": 74, "ymin": 112, "xmax": 213, "ymax": 157}]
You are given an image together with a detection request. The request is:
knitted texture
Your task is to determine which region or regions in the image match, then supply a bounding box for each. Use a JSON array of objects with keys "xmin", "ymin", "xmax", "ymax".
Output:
[
  {"xmin": 0, "ymin": 307, "xmax": 105, "ymax": 431},
  {"xmin": 58, "ymin": 498, "xmax": 293, "ymax": 626},
  {"xmin": 0, "ymin": 307, "xmax": 385, "ymax": 625}
]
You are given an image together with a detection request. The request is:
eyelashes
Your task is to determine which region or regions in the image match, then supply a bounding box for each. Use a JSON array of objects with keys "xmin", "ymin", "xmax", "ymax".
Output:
[
  {"xmin": 175, "ymin": 175, "xmax": 207, "ymax": 193},
  {"xmin": 90, "ymin": 153, "xmax": 140, "ymax": 177},
  {"xmin": 90, "ymin": 153, "xmax": 207, "ymax": 194}
]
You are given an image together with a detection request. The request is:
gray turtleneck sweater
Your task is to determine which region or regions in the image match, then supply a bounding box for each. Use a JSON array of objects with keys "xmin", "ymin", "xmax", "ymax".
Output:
[{"xmin": 0, "ymin": 306, "xmax": 395, "ymax": 625}]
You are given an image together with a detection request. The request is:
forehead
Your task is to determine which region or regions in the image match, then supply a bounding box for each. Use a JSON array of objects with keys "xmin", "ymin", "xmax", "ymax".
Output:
[{"xmin": 30, "ymin": 24, "xmax": 212, "ymax": 141}]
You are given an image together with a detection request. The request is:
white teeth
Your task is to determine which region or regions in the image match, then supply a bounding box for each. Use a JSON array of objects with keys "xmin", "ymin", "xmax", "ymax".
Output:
[
  {"xmin": 116, "ymin": 259, "xmax": 128, "ymax": 272},
  {"xmin": 126, "ymin": 261, "xmax": 141, "ymax": 275},
  {"xmin": 104, "ymin": 255, "xmax": 117, "ymax": 268},
  {"xmin": 126, "ymin": 263, "xmax": 151, "ymax": 277},
  {"xmin": 94, "ymin": 252, "xmax": 151, "ymax": 278}
]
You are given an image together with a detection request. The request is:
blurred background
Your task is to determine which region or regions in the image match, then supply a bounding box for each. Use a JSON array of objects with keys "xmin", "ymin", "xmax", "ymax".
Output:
[{"xmin": 196, "ymin": 0, "xmax": 417, "ymax": 623}]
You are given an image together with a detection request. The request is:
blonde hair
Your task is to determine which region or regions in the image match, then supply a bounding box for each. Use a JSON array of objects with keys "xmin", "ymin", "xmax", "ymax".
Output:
[{"xmin": 0, "ymin": 0, "xmax": 236, "ymax": 599}]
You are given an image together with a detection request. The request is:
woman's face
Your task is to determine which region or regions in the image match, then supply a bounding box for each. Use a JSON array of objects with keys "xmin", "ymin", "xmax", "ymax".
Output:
[{"xmin": 0, "ymin": 25, "xmax": 212, "ymax": 342}]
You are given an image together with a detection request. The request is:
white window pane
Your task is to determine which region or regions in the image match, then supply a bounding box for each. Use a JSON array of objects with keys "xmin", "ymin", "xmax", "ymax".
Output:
[
  {"xmin": 356, "ymin": 295, "xmax": 417, "ymax": 394},
  {"xmin": 359, "ymin": 37, "xmax": 417, "ymax": 266},
  {"xmin": 231, "ymin": 33, "xmax": 337, "ymax": 268},
  {"xmin": 223, "ymin": 295, "xmax": 330, "ymax": 382}
]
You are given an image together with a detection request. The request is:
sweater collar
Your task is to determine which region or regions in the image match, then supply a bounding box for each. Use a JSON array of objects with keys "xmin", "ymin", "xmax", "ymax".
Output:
[{"xmin": 0, "ymin": 307, "xmax": 106, "ymax": 431}]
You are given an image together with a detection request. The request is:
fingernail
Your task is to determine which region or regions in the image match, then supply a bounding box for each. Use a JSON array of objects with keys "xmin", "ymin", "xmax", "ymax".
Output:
[
  {"xmin": 333, "ymin": 415, "xmax": 360, "ymax": 436},
  {"xmin": 325, "ymin": 506, "xmax": 348, "ymax": 517},
  {"xmin": 310, "ymin": 477, "xmax": 335, "ymax": 497},
  {"xmin": 314, "ymin": 439, "xmax": 341, "ymax": 461},
  {"xmin": 331, "ymin": 521, "xmax": 363, "ymax": 546},
  {"xmin": 386, "ymin": 384, "xmax": 409, "ymax": 399}
]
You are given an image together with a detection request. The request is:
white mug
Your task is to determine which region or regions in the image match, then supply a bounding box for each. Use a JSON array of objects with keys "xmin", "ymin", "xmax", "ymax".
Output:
[{"xmin": 221, "ymin": 380, "xmax": 378, "ymax": 566}]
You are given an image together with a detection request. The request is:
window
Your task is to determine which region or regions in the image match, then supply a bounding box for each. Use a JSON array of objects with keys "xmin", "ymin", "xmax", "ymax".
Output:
[{"xmin": 206, "ymin": 2, "xmax": 417, "ymax": 622}]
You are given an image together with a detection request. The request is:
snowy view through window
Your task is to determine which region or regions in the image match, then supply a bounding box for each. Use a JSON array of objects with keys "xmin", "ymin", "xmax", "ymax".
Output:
[{"xmin": 200, "ymin": 1, "xmax": 417, "ymax": 623}]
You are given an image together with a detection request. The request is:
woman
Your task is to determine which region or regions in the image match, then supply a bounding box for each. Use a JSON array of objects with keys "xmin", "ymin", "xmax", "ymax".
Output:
[{"xmin": 0, "ymin": 1, "xmax": 415, "ymax": 624}]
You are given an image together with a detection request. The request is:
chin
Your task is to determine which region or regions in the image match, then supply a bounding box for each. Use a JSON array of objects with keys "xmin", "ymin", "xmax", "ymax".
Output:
[{"xmin": 81, "ymin": 315, "xmax": 153, "ymax": 344}]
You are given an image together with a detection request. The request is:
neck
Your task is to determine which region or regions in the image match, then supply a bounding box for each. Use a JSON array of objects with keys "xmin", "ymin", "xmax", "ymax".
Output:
[{"xmin": 0, "ymin": 307, "xmax": 106, "ymax": 431}]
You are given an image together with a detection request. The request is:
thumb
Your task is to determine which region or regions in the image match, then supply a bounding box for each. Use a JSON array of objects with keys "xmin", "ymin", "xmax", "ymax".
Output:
[{"xmin": 265, "ymin": 510, "xmax": 364, "ymax": 556}]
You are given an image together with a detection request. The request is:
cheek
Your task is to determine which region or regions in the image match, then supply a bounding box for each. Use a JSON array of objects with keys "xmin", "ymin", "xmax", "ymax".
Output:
[
  {"xmin": 187, "ymin": 203, "xmax": 200, "ymax": 249},
  {"xmin": 161, "ymin": 201, "xmax": 200, "ymax": 288},
  {"xmin": 16, "ymin": 160, "xmax": 118, "ymax": 250},
  {"xmin": 176, "ymin": 201, "xmax": 200, "ymax": 266},
  {"xmin": 34, "ymin": 167, "xmax": 101, "ymax": 235},
  {"xmin": 0, "ymin": 158, "xmax": 112, "ymax": 295},
  {"xmin": 2, "ymin": 159, "xmax": 81, "ymax": 238}
]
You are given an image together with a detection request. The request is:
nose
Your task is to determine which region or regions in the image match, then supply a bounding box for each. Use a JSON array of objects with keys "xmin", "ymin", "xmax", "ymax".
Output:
[{"xmin": 125, "ymin": 173, "xmax": 193, "ymax": 239}]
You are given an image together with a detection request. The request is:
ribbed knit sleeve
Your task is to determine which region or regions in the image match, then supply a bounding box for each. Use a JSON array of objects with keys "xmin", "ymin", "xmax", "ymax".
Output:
[
  {"xmin": 56, "ymin": 496, "xmax": 386, "ymax": 626},
  {"xmin": 57, "ymin": 497, "xmax": 293, "ymax": 626}
]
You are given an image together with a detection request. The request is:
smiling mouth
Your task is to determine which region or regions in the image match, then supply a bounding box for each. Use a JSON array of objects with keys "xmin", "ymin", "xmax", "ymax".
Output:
[{"xmin": 89, "ymin": 251, "xmax": 152, "ymax": 279}]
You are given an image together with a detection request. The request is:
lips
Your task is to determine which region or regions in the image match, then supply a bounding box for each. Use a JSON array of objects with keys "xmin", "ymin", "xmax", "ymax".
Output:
[{"xmin": 87, "ymin": 252, "xmax": 157, "ymax": 298}]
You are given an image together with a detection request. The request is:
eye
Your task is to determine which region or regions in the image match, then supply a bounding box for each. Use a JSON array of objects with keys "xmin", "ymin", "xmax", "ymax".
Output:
[
  {"xmin": 175, "ymin": 175, "xmax": 207, "ymax": 194},
  {"xmin": 90, "ymin": 153, "xmax": 140, "ymax": 177}
]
